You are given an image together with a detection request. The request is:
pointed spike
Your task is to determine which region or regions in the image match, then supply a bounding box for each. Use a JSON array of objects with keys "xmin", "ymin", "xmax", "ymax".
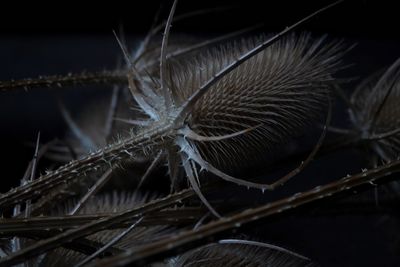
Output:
[
  {"xmin": 182, "ymin": 155, "xmax": 221, "ymax": 218},
  {"xmin": 136, "ymin": 150, "xmax": 163, "ymax": 190},
  {"xmin": 112, "ymin": 30, "xmax": 133, "ymax": 68},
  {"xmin": 114, "ymin": 117, "xmax": 152, "ymax": 127},
  {"xmin": 160, "ymin": 0, "xmax": 178, "ymax": 110},
  {"xmin": 58, "ymin": 101, "xmax": 97, "ymax": 151},
  {"xmin": 178, "ymin": 124, "xmax": 262, "ymax": 142}
]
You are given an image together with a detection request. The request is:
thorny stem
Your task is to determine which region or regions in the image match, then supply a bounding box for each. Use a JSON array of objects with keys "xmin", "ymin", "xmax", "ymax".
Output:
[
  {"xmin": 0, "ymin": 71, "xmax": 127, "ymax": 92},
  {"xmin": 90, "ymin": 159, "xmax": 400, "ymax": 267},
  {"xmin": 0, "ymin": 22, "xmax": 256, "ymax": 94},
  {"xmin": 1, "ymin": 160, "xmax": 398, "ymax": 266},
  {"xmin": 0, "ymin": 208, "xmax": 204, "ymax": 235},
  {"xmin": 0, "ymin": 123, "xmax": 171, "ymax": 211}
]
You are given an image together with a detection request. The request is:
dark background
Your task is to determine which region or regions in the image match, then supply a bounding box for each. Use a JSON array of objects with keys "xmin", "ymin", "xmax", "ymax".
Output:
[
  {"xmin": 0, "ymin": 0, "xmax": 398, "ymax": 38},
  {"xmin": 1, "ymin": 0, "xmax": 399, "ymax": 266}
]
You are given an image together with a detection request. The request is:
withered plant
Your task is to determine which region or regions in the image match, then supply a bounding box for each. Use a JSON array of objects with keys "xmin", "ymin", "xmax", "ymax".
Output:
[{"xmin": 0, "ymin": 0, "xmax": 399, "ymax": 266}]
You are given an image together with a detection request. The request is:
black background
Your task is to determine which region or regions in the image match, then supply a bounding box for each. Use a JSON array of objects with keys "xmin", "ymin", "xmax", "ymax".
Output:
[
  {"xmin": 1, "ymin": 0, "xmax": 399, "ymax": 266},
  {"xmin": 0, "ymin": 0, "xmax": 397, "ymax": 38}
]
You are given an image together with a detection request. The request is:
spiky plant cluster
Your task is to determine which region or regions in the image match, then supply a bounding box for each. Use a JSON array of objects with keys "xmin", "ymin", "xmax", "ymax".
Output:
[
  {"xmin": 0, "ymin": 0, "xmax": 345, "ymax": 217},
  {"xmin": 170, "ymin": 34, "xmax": 340, "ymax": 171},
  {"xmin": 1, "ymin": 0, "xmax": 400, "ymax": 266}
]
